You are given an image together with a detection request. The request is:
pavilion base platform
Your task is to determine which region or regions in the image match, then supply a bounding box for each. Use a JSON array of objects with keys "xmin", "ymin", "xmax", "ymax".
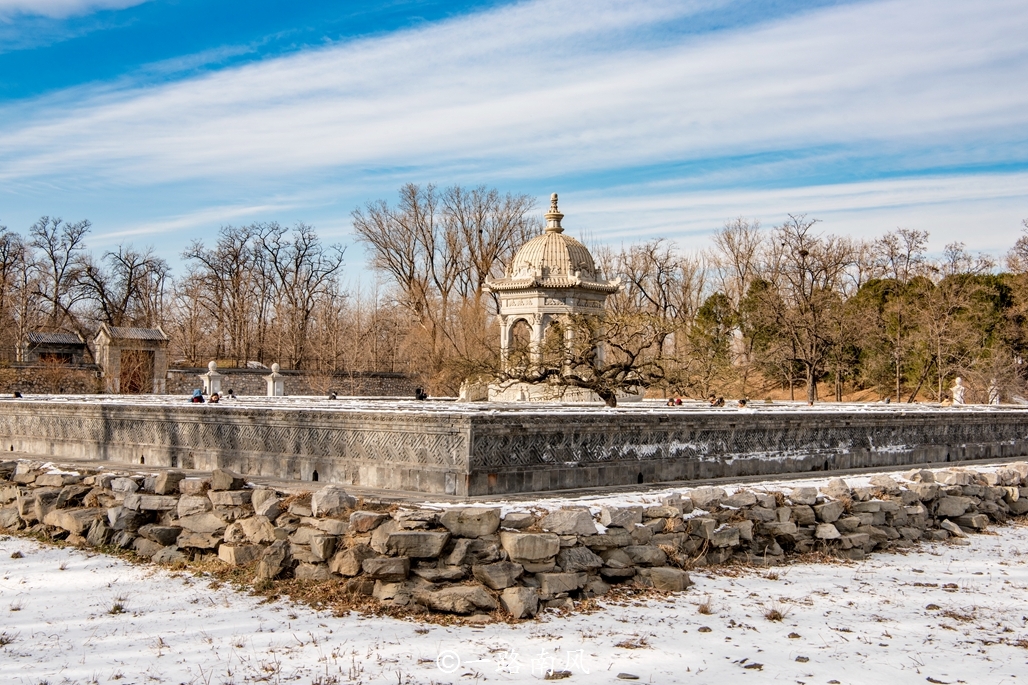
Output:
[{"xmin": 0, "ymin": 396, "xmax": 1026, "ymax": 498}]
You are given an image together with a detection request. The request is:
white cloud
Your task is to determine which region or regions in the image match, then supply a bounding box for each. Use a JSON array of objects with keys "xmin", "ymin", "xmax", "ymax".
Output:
[
  {"xmin": 0, "ymin": 0, "xmax": 1025, "ymax": 257},
  {"xmin": 88, "ymin": 200, "xmax": 303, "ymax": 246},
  {"xmin": 2, "ymin": 0, "xmax": 1025, "ymax": 187},
  {"xmin": 566, "ymin": 172, "xmax": 1028, "ymax": 254},
  {"xmin": 0, "ymin": 0, "xmax": 148, "ymax": 19}
]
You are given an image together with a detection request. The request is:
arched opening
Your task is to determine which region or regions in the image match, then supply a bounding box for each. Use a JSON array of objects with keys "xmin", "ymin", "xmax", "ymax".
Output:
[
  {"xmin": 541, "ymin": 319, "xmax": 566, "ymax": 368},
  {"xmin": 637, "ymin": 472, "xmax": 644, "ymax": 484},
  {"xmin": 312, "ymin": 470, "xmax": 319, "ymax": 482},
  {"xmin": 139, "ymin": 456, "xmax": 145, "ymax": 465},
  {"xmin": 506, "ymin": 318, "xmax": 533, "ymax": 369}
]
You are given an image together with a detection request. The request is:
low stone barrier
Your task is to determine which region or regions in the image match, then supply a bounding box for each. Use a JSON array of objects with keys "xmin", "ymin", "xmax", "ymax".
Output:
[{"xmin": 2, "ymin": 459, "xmax": 1026, "ymax": 620}]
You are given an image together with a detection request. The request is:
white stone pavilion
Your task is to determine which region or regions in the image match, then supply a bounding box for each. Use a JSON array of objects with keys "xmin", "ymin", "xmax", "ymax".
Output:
[{"xmin": 483, "ymin": 193, "xmax": 621, "ymax": 401}]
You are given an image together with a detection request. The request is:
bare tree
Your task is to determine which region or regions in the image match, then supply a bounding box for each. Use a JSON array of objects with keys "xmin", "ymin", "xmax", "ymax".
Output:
[
  {"xmin": 255, "ymin": 222, "xmax": 345, "ymax": 369},
  {"xmin": 353, "ymin": 184, "xmax": 538, "ymax": 391},
  {"xmin": 182, "ymin": 225, "xmax": 266, "ymax": 365},
  {"xmin": 749, "ymin": 215, "xmax": 854, "ymax": 403},
  {"xmin": 79, "ymin": 245, "xmax": 169, "ymax": 328},
  {"xmin": 29, "ymin": 216, "xmax": 90, "ymax": 331},
  {"xmin": 1005, "ymin": 219, "xmax": 1028, "ymax": 273}
]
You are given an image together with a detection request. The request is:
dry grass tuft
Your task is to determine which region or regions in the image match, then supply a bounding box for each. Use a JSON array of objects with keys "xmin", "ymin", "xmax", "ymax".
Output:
[
  {"xmin": 764, "ymin": 601, "xmax": 790, "ymax": 622},
  {"xmin": 940, "ymin": 609, "xmax": 976, "ymax": 623},
  {"xmin": 614, "ymin": 636, "xmax": 650, "ymax": 649},
  {"xmin": 696, "ymin": 596, "xmax": 714, "ymax": 615}
]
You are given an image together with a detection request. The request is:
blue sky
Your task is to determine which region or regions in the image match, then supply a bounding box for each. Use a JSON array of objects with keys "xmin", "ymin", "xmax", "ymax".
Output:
[{"xmin": 1, "ymin": 0, "xmax": 1026, "ymax": 272}]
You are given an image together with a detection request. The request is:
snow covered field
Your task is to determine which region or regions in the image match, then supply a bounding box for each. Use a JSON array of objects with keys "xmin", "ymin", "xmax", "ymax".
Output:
[{"xmin": 3, "ymin": 524, "xmax": 1027, "ymax": 685}]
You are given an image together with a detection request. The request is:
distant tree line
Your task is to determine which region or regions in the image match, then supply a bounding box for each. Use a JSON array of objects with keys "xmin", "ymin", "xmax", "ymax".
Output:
[{"xmin": 2, "ymin": 188, "xmax": 1027, "ymax": 403}]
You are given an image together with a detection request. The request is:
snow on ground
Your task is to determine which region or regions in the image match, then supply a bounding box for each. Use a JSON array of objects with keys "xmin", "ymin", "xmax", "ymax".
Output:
[
  {"xmin": 3, "ymin": 525, "xmax": 1028, "ymax": 685},
  {"xmin": 6, "ymin": 393, "xmax": 1027, "ymax": 417}
]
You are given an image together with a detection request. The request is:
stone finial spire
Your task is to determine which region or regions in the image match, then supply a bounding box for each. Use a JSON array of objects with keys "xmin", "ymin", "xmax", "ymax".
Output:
[{"xmin": 545, "ymin": 192, "xmax": 564, "ymax": 233}]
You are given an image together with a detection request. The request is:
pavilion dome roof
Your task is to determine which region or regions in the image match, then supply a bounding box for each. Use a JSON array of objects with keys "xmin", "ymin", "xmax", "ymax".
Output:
[{"xmin": 486, "ymin": 194, "xmax": 619, "ymax": 294}]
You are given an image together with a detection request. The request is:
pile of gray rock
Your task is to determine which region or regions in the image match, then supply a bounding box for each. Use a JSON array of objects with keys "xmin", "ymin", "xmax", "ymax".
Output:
[{"xmin": 2, "ymin": 459, "xmax": 1026, "ymax": 620}]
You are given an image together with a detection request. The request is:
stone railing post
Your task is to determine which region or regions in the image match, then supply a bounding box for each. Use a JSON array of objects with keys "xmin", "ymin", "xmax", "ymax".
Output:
[
  {"xmin": 265, "ymin": 363, "xmax": 284, "ymax": 397},
  {"xmin": 199, "ymin": 361, "xmax": 222, "ymax": 396}
]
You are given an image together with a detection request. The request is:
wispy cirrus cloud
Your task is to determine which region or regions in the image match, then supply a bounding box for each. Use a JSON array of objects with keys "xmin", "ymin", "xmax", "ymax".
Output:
[
  {"xmin": 2, "ymin": 0, "xmax": 1026, "ymax": 185},
  {"xmin": 0, "ymin": 0, "xmax": 1025, "ymax": 255},
  {"xmin": 0, "ymin": 0, "xmax": 148, "ymax": 19}
]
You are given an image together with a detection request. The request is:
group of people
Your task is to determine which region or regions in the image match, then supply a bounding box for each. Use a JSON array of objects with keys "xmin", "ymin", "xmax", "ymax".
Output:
[
  {"xmin": 664, "ymin": 394, "xmax": 748, "ymax": 408},
  {"xmin": 189, "ymin": 388, "xmax": 235, "ymax": 403}
]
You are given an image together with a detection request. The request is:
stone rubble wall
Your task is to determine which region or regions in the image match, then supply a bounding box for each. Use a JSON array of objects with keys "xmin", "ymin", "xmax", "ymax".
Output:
[
  {"xmin": 1, "ymin": 459, "xmax": 1026, "ymax": 620},
  {"xmin": 0, "ymin": 366, "xmax": 101, "ymax": 394}
]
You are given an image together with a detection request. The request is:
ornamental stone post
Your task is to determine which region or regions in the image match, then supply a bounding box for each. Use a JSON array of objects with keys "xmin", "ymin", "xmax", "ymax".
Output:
[
  {"xmin": 199, "ymin": 361, "xmax": 222, "ymax": 396},
  {"xmin": 265, "ymin": 363, "xmax": 285, "ymax": 397}
]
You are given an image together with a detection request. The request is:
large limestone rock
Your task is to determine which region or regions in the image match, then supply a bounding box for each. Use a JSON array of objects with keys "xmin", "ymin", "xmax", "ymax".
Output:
[
  {"xmin": 646, "ymin": 567, "xmax": 693, "ymax": 592},
  {"xmin": 385, "ymin": 531, "xmax": 450, "ymax": 558},
  {"xmin": 821, "ymin": 478, "xmax": 851, "ymax": 499},
  {"xmin": 869, "ymin": 475, "xmax": 901, "ymax": 494},
  {"xmin": 815, "ymin": 523, "xmax": 842, "ymax": 540},
  {"xmin": 209, "ymin": 490, "xmax": 252, "ymax": 507},
  {"xmin": 106, "ymin": 506, "xmax": 143, "ymax": 532},
  {"xmin": 500, "ymin": 512, "xmax": 535, "ymax": 530},
  {"xmin": 500, "ymin": 586, "xmax": 540, "ymax": 619},
  {"xmin": 255, "ymin": 540, "xmax": 291, "ymax": 580},
  {"xmin": 935, "ymin": 496, "xmax": 972, "ymax": 518},
  {"xmin": 538, "ymin": 572, "xmax": 587, "ymax": 595},
  {"xmin": 219, "ymin": 544, "xmax": 261, "ymax": 566},
  {"xmin": 178, "ymin": 495, "xmax": 213, "ymax": 517},
  {"xmin": 132, "ymin": 537, "xmax": 163, "ymax": 558},
  {"xmin": 688, "ymin": 486, "xmax": 726, "ymax": 511},
  {"xmin": 539, "ymin": 509, "xmax": 596, "ymax": 535},
  {"xmin": 238, "ymin": 515, "xmax": 277, "ymax": 544},
  {"xmin": 110, "ymin": 477, "xmax": 139, "ymax": 494},
  {"xmin": 138, "ymin": 524, "xmax": 182, "ymax": 546},
  {"xmin": 439, "ymin": 508, "xmax": 501, "ymax": 538},
  {"xmin": 709, "ymin": 527, "xmax": 740, "ymax": 548},
  {"xmin": 362, "ymin": 556, "xmax": 410, "ymax": 581},
  {"xmin": 349, "ymin": 511, "xmax": 389, "ymax": 533},
  {"xmin": 136, "ymin": 495, "xmax": 179, "ymax": 512},
  {"xmin": 85, "ymin": 518, "xmax": 112, "ymax": 547},
  {"xmin": 789, "ymin": 487, "xmax": 818, "ymax": 505},
  {"xmin": 499, "ymin": 532, "xmax": 560, "ymax": 562},
  {"xmin": 152, "ymin": 546, "xmax": 187, "ymax": 564},
  {"xmin": 153, "ymin": 471, "xmax": 185, "ymax": 495},
  {"xmin": 294, "ymin": 563, "xmax": 332, "ymax": 581},
  {"xmin": 177, "ymin": 532, "xmax": 222, "ymax": 549},
  {"xmin": 44, "ymin": 507, "xmax": 100, "ymax": 535},
  {"xmin": 311, "ymin": 486, "xmax": 356, "ymax": 518},
  {"xmin": 723, "ymin": 491, "xmax": 757, "ymax": 508},
  {"xmin": 413, "ymin": 566, "xmax": 467, "ymax": 582},
  {"xmin": 557, "ymin": 546, "xmax": 604, "ymax": 572},
  {"xmin": 310, "ymin": 535, "xmax": 336, "ymax": 561},
  {"xmin": 599, "ymin": 506, "xmax": 643, "ymax": 528},
  {"xmin": 414, "ymin": 585, "xmax": 498, "ymax": 614},
  {"xmin": 813, "ymin": 500, "xmax": 845, "ymax": 523},
  {"xmin": 178, "ymin": 513, "xmax": 227, "ymax": 535},
  {"xmin": 472, "ymin": 561, "xmax": 523, "ymax": 590},
  {"xmin": 210, "ymin": 468, "xmax": 246, "ymax": 491},
  {"xmin": 623, "ymin": 545, "xmax": 667, "ymax": 567},
  {"xmin": 251, "ymin": 490, "xmax": 281, "ymax": 519},
  {"xmin": 370, "ymin": 518, "xmax": 400, "ymax": 554},
  {"xmin": 37, "ymin": 473, "xmax": 74, "ymax": 487},
  {"xmin": 762, "ymin": 521, "xmax": 799, "ymax": 537},
  {"xmin": 329, "ymin": 544, "xmax": 376, "ymax": 576}
]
